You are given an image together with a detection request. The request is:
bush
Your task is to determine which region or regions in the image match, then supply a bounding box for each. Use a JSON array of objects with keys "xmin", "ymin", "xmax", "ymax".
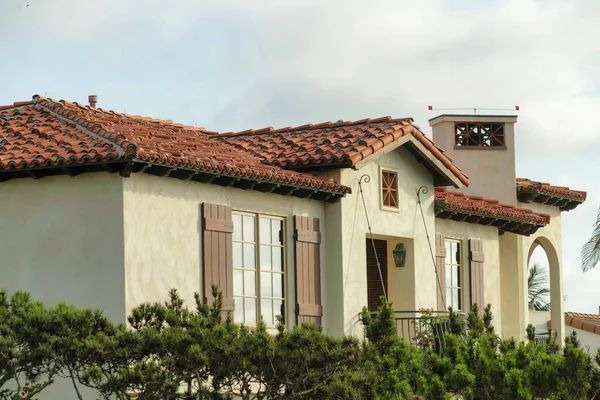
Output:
[{"xmin": 1, "ymin": 289, "xmax": 599, "ymax": 399}]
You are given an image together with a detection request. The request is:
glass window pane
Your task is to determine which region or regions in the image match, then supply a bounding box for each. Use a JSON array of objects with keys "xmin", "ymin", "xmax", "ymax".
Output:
[
  {"xmin": 455, "ymin": 266, "xmax": 461, "ymax": 286},
  {"xmin": 234, "ymin": 297, "xmax": 243, "ymax": 323},
  {"xmin": 259, "ymin": 218, "xmax": 271, "ymax": 244},
  {"xmin": 261, "ymin": 272, "xmax": 273, "ymax": 297},
  {"xmin": 446, "ymin": 264, "xmax": 452, "ymax": 286},
  {"xmin": 272, "ymin": 219, "xmax": 283, "ymax": 245},
  {"xmin": 233, "ymin": 269, "xmax": 243, "ymax": 296},
  {"xmin": 243, "ymin": 244, "xmax": 255, "ymax": 269},
  {"xmin": 245, "ymin": 298, "xmax": 257, "ymax": 325},
  {"xmin": 233, "ymin": 242, "xmax": 243, "ymax": 268},
  {"xmin": 243, "ymin": 215, "xmax": 255, "ymax": 242},
  {"xmin": 453, "ymin": 289, "xmax": 460, "ymax": 310},
  {"xmin": 233, "ymin": 214, "xmax": 243, "ymax": 241},
  {"xmin": 446, "ymin": 289, "xmax": 452, "ymax": 309},
  {"xmin": 455, "ymin": 243, "xmax": 461, "ymax": 264},
  {"xmin": 273, "ymin": 273, "xmax": 283, "ymax": 298},
  {"xmin": 272, "ymin": 247, "xmax": 283, "ymax": 272},
  {"xmin": 262, "ymin": 299, "xmax": 273, "ymax": 325},
  {"xmin": 273, "ymin": 299, "xmax": 283, "ymax": 321},
  {"xmin": 260, "ymin": 245, "xmax": 272, "ymax": 271},
  {"xmin": 244, "ymin": 271, "xmax": 256, "ymax": 296}
]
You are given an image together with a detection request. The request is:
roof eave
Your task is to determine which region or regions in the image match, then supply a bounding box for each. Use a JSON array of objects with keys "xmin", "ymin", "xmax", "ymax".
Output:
[
  {"xmin": 0, "ymin": 160, "xmax": 348, "ymax": 203},
  {"xmin": 434, "ymin": 199, "xmax": 546, "ymax": 236},
  {"xmin": 517, "ymin": 188, "xmax": 585, "ymax": 211}
]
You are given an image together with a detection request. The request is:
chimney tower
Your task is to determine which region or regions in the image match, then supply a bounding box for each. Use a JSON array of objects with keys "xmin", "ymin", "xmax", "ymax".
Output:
[{"xmin": 430, "ymin": 114, "xmax": 518, "ymax": 205}]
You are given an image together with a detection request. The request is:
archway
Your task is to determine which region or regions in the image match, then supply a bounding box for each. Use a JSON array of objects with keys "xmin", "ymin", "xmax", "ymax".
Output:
[{"xmin": 526, "ymin": 237, "xmax": 564, "ymax": 344}]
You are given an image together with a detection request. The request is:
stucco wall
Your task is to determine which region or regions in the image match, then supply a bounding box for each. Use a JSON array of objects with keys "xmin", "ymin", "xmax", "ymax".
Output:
[
  {"xmin": 566, "ymin": 326, "xmax": 600, "ymax": 356},
  {"xmin": 435, "ymin": 219, "xmax": 502, "ymax": 331},
  {"xmin": 122, "ymin": 173, "xmax": 325, "ymax": 330},
  {"xmin": 520, "ymin": 203, "xmax": 564, "ymax": 344},
  {"xmin": 326, "ymin": 146, "xmax": 437, "ymax": 336},
  {"xmin": 0, "ymin": 173, "xmax": 126, "ymax": 321},
  {"xmin": 0, "ymin": 173, "xmax": 126, "ymax": 400}
]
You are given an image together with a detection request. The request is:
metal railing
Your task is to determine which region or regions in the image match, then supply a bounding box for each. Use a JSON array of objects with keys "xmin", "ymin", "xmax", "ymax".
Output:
[
  {"xmin": 394, "ymin": 310, "xmax": 451, "ymax": 351},
  {"xmin": 367, "ymin": 310, "xmax": 453, "ymax": 352},
  {"xmin": 534, "ymin": 330, "xmax": 556, "ymax": 346}
]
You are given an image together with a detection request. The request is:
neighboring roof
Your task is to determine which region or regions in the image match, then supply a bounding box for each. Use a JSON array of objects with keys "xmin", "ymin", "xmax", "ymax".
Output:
[
  {"xmin": 549, "ymin": 312, "xmax": 600, "ymax": 336},
  {"xmin": 215, "ymin": 117, "xmax": 470, "ymax": 187},
  {"xmin": 0, "ymin": 96, "xmax": 350, "ymax": 202},
  {"xmin": 516, "ymin": 178, "xmax": 586, "ymax": 211},
  {"xmin": 434, "ymin": 187, "xmax": 550, "ymax": 236},
  {"xmin": 565, "ymin": 312, "xmax": 600, "ymax": 335}
]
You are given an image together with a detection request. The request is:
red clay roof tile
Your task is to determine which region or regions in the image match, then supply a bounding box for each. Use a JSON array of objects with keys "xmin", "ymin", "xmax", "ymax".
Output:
[
  {"xmin": 0, "ymin": 96, "xmax": 349, "ymax": 196},
  {"xmin": 516, "ymin": 177, "xmax": 586, "ymax": 211},
  {"xmin": 434, "ymin": 187, "xmax": 550, "ymax": 229},
  {"xmin": 562, "ymin": 312, "xmax": 600, "ymax": 335},
  {"xmin": 215, "ymin": 117, "xmax": 470, "ymax": 187}
]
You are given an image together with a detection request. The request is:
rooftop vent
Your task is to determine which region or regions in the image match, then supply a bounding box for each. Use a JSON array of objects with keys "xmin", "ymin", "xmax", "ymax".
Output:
[{"xmin": 88, "ymin": 95, "xmax": 98, "ymax": 109}]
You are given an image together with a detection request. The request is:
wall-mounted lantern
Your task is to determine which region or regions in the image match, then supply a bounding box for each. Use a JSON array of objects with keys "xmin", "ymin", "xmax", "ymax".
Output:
[{"xmin": 393, "ymin": 243, "xmax": 407, "ymax": 268}]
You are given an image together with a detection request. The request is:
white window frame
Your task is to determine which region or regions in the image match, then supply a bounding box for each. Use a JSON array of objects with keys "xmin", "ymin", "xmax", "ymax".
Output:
[
  {"xmin": 232, "ymin": 211, "xmax": 285, "ymax": 326},
  {"xmin": 444, "ymin": 238, "xmax": 463, "ymax": 311}
]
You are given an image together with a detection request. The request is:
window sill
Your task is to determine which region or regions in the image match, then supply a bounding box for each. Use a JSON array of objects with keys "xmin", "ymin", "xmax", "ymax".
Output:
[{"xmin": 380, "ymin": 205, "xmax": 400, "ymax": 213}]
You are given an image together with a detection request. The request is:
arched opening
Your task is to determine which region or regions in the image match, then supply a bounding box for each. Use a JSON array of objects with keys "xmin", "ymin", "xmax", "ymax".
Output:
[
  {"xmin": 527, "ymin": 237, "xmax": 563, "ymax": 344},
  {"xmin": 527, "ymin": 244, "xmax": 551, "ymax": 311}
]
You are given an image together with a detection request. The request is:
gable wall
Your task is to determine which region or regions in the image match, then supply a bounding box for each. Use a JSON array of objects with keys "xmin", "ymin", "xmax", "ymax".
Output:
[{"xmin": 323, "ymin": 146, "xmax": 437, "ymax": 336}]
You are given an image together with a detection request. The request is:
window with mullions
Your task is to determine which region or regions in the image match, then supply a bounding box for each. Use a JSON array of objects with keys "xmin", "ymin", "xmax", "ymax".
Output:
[
  {"xmin": 232, "ymin": 212, "xmax": 284, "ymax": 325},
  {"xmin": 445, "ymin": 240, "xmax": 462, "ymax": 310}
]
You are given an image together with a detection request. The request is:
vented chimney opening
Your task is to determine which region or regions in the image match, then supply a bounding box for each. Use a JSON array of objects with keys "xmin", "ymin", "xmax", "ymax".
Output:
[
  {"xmin": 88, "ymin": 95, "xmax": 98, "ymax": 108},
  {"xmin": 454, "ymin": 122, "xmax": 506, "ymax": 148}
]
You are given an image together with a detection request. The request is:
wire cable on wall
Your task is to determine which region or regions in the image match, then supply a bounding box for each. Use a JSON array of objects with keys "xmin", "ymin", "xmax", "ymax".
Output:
[
  {"xmin": 358, "ymin": 174, "xmax": 388, "ymax": 302},
  {"xmin": 416, "ymin": 185, "xmax": 446, "ymax": 310}
]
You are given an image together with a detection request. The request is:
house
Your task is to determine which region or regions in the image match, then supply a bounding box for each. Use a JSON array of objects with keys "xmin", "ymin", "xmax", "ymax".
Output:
[
  {"xmin": 531, "ymin": 310, "xmax": 600, "ymax": 355},
  {"xmin": 0, "ymin": 95, "xmax": 586, "ymax": 344}
]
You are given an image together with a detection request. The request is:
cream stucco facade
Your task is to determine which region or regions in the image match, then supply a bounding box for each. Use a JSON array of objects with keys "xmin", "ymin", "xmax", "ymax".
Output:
[
  {"xmin": 323, "ymin": 146, "xmax": 438, "ymax": 336},
  {"xmin": 0, "ymin": 173, "xmax": 126, "ymax": 399},
  {"xmin": 122, "ymin": 172, "xmax": 326, "ymax": 330},
  {"xmin": 435, "ymin": 219, "xmax": 502, "ymax": 331}
]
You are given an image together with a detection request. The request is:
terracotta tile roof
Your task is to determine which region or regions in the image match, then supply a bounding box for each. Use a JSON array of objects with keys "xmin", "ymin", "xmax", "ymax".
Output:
[
  {"xmin": 549, "ymin": 312, "xmax": 600, "ymax": 335},
  {"xmin": 214, "ymin": 117, "xmax": 470, "ymax": 187},
  {"xmin": 434, "ymin": 187, "xmax": 550, "ymax": 236},
  {"xmin": 0, "ymin": 96, "xmax": 350, "ymax": 200},
  {"xmin": 0, "ymin": 102, "xmax": 121, "ymax": 169},
  {"xmin": 516, "ymin": 178, "xmax": 586, "ymax": 211}
]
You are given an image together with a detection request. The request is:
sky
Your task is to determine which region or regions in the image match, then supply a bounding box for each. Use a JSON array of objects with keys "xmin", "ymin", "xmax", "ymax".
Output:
[{"xmin": 1, "ymin": 0, "xmax": 598, "ymax": 313}]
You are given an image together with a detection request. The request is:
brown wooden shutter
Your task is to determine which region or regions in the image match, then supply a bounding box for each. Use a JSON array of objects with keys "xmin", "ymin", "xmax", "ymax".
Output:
[
  {"xmin": 366, "ymin": 239, "xmax": 388, "ymax": 311},
  {"xmin": 294, "ymin": 215, "xmax": 322, "ymax": 325},
  {"xmin": 202, "ymin": 202, "xmax": 234, "ymax": 311},
  {"xmin": 435, "ymin": 233, "xmax": 447, "ymax": 311},
  {"xmin": 469, "ymin": 238, "xmax": 485, "ymax": 313}
]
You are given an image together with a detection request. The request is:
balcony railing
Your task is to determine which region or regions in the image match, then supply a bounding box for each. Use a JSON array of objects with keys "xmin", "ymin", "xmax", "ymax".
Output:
[
  {"xmin": 394, "ymin": 310, "xmax": 451, "ymax": 351},
  {"xmin": 368, "ymin": 310, "xmax": 453, "ymax": 352}
]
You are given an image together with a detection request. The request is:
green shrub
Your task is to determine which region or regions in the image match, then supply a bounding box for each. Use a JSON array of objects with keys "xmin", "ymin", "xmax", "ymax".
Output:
[{"xmin": 2, "ymin": 289, "xmax": 600, "ymax": 399}]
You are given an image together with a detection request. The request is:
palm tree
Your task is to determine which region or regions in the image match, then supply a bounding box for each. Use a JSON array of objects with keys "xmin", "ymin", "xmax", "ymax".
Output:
[
  {"xmin": 581, "ymin": 205, "xmax": 600, "ymax": 272},
  {"xmin": 528, "ymin": 263, "xmax": 550, "ymax": 311}
]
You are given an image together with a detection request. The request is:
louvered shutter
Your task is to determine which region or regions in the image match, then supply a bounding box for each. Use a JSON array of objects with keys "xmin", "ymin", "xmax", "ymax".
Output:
[
  {"xmin": 366, "ymin": 239, "xmax": 388, "ymax": 311},
  {"xmin": 294, "ymin": 215, "xmax": 323, "ymax": 325},
  {"xmin": 469, "ymin": 239, "xmax": 485, "ymax": 314},
  {"xmin": 435, "ymin": 233, "xmax": 447, "ymax": 311},
  {"xmin": 202, "ymin": 202, "xmax": 235, "ymax": 311}
]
